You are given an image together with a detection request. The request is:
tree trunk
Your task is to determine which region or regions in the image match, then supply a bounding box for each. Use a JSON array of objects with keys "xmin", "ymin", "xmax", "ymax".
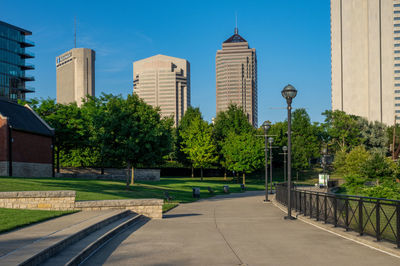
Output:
[
  {"xmin": 224, "ymin": 169, "xmax": 227, "ymax": 181},
  {"xmin": 200, "ymin": 167, "xmax": 203, "ymax": 181},
  {"xmin": 126, "ymin": 162, "xmax": 131, "ymax": 189},
  {"xmin": 130, "ymin": 166, "xmax": 135, "ymax": 185},
  {"xmin": 242, "ymin": 172, "xmax": 246, "ymax": 185},
  {"xmin": 191, "ymin": 165, "xmax": 194, "ymax": 178}
]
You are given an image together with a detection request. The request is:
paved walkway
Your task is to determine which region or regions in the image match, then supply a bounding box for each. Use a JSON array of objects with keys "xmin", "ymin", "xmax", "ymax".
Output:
[{"xmin": 84, "ymin": 191, "xmax": 400, "ymax": 266}]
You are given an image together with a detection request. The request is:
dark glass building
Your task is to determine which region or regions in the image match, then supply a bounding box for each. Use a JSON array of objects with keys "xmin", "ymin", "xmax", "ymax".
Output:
[{"xmin": 0, "ymin": 20, "xmax": 34, "ymax": 101}]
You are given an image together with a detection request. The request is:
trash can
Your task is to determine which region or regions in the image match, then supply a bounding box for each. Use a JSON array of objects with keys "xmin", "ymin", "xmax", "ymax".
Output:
[
  {"xmin": 192, "ymin": 187, "xmax": 200, "ymax": 198},
  {"xmin": 223, "ymin": 185, "xmax": 230, "ymax": 193}
]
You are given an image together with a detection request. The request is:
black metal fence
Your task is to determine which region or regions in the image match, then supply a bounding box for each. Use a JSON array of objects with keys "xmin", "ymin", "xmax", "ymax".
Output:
[{"xmin": 275, "ymin": 183, "xmax": 400, "ymax": 248}]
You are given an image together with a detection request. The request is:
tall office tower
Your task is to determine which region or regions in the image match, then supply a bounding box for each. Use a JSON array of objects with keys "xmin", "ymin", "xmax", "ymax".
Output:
[
  {"xmin": 56, "ymin": 48, "xmax": 95, "ymax": 106},
  {"xmin": 331, "ymin": 0, "xmax": 399, "ymax": 125},
  {"xmin": 0, "ymin": 21, "xmax": 35, "ymax": 101},
  {"xmin": 216, "ymin": 28, "xmax": 257, "ymax": 127},
  {"xmin": 133, "ymin": 54, "xmax": 190, "ymax": 126}
]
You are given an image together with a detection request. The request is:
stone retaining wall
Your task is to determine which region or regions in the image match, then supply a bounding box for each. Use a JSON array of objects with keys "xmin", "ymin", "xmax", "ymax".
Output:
[
  {"xmin": 75, "ymin": 199, "xmax": 163, "ymax": 219},
  {"xmin": 56, "ymin": 168, "xmax": 160, "ymax": 181},
  {"xmin": 0, "ymin": 190, "xmax": 75, "ymax": 210},
  {"xmin": 0, "ymin": 190, "xmax": 163, "ymax": 218}
]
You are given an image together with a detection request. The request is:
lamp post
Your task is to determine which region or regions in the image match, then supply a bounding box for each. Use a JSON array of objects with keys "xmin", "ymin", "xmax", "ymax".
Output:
[
  {"xmin": 281, "ymin": 84, "xmax": 297, "ymax": 220},
  {"xmin": 268, "ymin": 137, "xmax": 274, "ymax": 194},
  {"xmin": 282, "ymin": 146, "xmax": 287, "ymax": 183},
  {"xmin": 262, "ymin": 120, "xmax": 271, "ymax": 202}
]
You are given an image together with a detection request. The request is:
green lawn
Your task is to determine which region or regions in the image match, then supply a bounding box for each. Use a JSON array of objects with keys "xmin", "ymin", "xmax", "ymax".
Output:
[
  {"xmin": 0, "ymin": 208, "xmax": 74, "ymax": 233},
  {"xmin": 0, "ymin": 176, "xmax": 267, "ymax": 212}
]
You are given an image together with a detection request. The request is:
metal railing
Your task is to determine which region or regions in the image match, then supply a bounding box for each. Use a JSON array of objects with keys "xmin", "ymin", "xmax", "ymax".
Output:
[{"xmin": 275, "ymin": 183, "xmax": 400, "ymax": 248}]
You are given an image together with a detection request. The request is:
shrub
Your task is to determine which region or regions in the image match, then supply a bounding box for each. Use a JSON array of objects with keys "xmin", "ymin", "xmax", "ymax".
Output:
[{"xmin": 361, "ymin": 153, "xmax": 394, "ymax": 183}]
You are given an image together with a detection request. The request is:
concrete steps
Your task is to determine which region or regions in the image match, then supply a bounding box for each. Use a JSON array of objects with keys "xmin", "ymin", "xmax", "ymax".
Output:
[{"xmin": 0, "ymin": 210, "xmax": 143, "ymax": 266}]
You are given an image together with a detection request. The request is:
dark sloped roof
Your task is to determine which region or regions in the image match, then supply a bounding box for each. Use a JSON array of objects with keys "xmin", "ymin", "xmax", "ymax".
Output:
[
  {"xmin": 223, "ymin": 33, "xmax": 247, "ymax": 43},
  {"xmin": 0, "ymin": 99, "xmax": 54, "ymax": 136}
]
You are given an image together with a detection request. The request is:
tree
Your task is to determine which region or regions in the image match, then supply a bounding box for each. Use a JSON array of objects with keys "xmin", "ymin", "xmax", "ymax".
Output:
[
  {"xmin": 213, "ymin": 104, "xmax": 253, "ymax": 177},
  {"xmin": 175, "ymin": 107, "xmax": 203, "ymax": 167},
  {"xmin": 180, "ymin": 117, "xmax": 218, "ymax": 180},
  {"xmin": 291, "ymin": 109, "xmax": 321, "ymax": 170},
  {"xmin": 221, "ymin": 131, "xmax": 264, "ymax": 184},
  {"xmin": 356, "ymin": 117, "xmax": 388, "ymax": 156},
  {"xmin": 322, "ymin": 110, "xmax": 363, "ymax": 152}
]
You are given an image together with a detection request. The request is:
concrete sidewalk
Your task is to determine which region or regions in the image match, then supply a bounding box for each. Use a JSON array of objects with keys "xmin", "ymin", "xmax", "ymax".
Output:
[
  {"xmin": 0, "ymin": 209, "xmax": 123, "ymax": 263},
  {"xmin": 84, "ymin": 191, "xmax": 400, "ymax": 266}
]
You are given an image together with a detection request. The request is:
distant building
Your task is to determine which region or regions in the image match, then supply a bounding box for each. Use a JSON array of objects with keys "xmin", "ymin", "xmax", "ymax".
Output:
[
  {"xmin": 133, "ymin": 54, "xmax": 190, "ymax": 126},
  {"xmin": 0, "ymin": 99, "xmax": 54, "ymax": 177},
  {"xmin": 56, "ymin": 48, "xmax": 95, "ymax": 106},
  {"xmin": 216, "ymin": 28, "xmax": 258, "ymax": 127},
  {"xmin": 0, "ymin": 20, "xmax": 35, "ymax": 101},
  {"xmin": 331, "ymin": 0, "xmax": 398, "ymax": 125}
]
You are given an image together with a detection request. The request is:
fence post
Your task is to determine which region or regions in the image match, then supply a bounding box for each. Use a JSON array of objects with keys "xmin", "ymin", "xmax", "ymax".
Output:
[
  {"xmin": 316, "ymin": 193, "xmax": 320, "ymax": 221},
  {"xmin": 304, "ymin": 191, "xmax": 307, "ymax": 216},
  {"xmin": 397, "ymin": 202, "xmax": 400, "ymax": 248},
  {"xmin": 359, "ymin": 198, "xmax": 363, "ymax": 236},
  {"xmin": 299, "ymin": 191, "xmax": 302, "ymax": 214},
  {"xmin": 376, "ymin": 200, "xmax": 381, "ymax": 241},
  {"xmin": 324, "ymin": 194, "xmax": 327, "ymax": 223},
  {"xmin": 310, "ymin": 193, "xmax": 313, "ymax": 219},
  {"xmin": 345, "ymin": 199, "xmax": 349, "ymax": 231},
  {"xmin": 334, "ymin": 197, "xmax": 338, "ymax": 227}
]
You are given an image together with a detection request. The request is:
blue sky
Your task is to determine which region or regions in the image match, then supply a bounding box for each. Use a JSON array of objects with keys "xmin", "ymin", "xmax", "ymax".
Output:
[{"xmin": 2, "ymin": 0, "xmax": 331, "ymax": 125}]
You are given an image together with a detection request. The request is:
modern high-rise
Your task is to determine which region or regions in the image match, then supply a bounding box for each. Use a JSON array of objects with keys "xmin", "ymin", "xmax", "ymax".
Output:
[
  {"xmin": 216, "ymin": 28, "xmax": 257, "ymax": 127},
  {"xmin": 0, "ymin": 20, "xmax": 35, "ymax": 101},
  {"xmin": 56, "ymin": 48, "xmax": 95, "ymax": 106},
  {"xmin": 133, "ymin": 54, "xmax": 190, "ymax": 126},
  {"xmin": 331, "ymin": 0, "xmax": 400, "ymax": 125}
]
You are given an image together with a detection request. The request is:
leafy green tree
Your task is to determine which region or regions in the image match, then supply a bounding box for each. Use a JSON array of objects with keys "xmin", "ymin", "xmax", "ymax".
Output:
[
  {"xmin": 322, "ymin": 110, "xmax": 363, "ymax": 152},
  {"xmin": 361, "ymin": 153, "xmax": 394, "ymax": 183},
  {"xmin": 175, "ymin": 107, "xmax": 203, "ymax": 167},
  {"xmin": 213, "ymin": 104, "xmax": 253, "ymax": 177},
  {"xmin": 221, "ymin": 131, "xmax": 264, "ymax": 184},
  {"xmin": 180, "ymin": 117, "xmax": 218, "ymax": 180},
  {"xmin": 356, "ymin": 117, "xmax": 388, "ymax": 156},
  {"xmin": 342, "ymin": 146, "xmax": 371, "ymax": 176}
]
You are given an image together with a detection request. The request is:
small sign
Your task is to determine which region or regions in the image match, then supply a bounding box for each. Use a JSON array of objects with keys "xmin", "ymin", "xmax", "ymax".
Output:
[{"xmin": 319, "ymin": 174, "xmax": 329, "ymax": 187}]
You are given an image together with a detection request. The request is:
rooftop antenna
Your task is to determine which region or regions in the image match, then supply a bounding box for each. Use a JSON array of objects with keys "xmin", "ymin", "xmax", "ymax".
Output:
[
  {"xmin": 235, "ymin": 12, "xmax": 238, "ymax": 34},
  {"xmin": 74, "ymin": 16, "xmax": 76, "ymax": 48}
]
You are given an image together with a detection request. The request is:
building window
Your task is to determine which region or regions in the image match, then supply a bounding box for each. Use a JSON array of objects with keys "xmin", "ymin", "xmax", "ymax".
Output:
[
  {"xmin": 396, "ymin": 97, "xmax": 400, "ymax": 100},
  {"xmin": 395, "ymin": 4, "xmax": 400, "ymax": 7},
  {"xmin": 395, "ymin": 64, "xmax": 400, "ymax": 67},
  {"xmin": 395, "ymin": 44, "xmax": 400, "ymax": 47},
  {"xmin": 396, "ymin": 103, "xmax": 400, "ymax": 107},
  {"xmin": 396, "ymin": 110, "xmax": 400, "ymax": 114}
]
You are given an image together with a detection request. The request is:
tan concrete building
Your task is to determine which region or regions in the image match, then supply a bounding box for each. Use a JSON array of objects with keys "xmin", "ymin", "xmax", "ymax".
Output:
[
  {"xmin": 133, "ymin": 54, "xmax": 190, "ymax": 126},
  {"xmin": 216, "ymin": 28, "xmax": 257, "ymax": 127},
  {"xmin": 56, "ymin": 48, "xmax": 95, "ymax": 106},
  {"xmin": 331, "ymin": 0, "xmax": 400, "ymax": 125}
]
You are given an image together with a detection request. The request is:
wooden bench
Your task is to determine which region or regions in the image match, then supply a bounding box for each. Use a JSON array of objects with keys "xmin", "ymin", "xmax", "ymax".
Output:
[{"xmin": 207, "ymin": 187, "xmax": 214, "ymax": 194}]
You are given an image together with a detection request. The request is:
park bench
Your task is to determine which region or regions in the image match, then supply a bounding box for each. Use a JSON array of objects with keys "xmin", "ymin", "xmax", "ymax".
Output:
[{"xmin": 207, "ymin": 187, "xmax": 214, "ymax": 194}]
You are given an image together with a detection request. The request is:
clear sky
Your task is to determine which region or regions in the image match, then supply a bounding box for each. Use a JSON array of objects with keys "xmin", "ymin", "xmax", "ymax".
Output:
[{"xmin": 2, "ymin": 0, "xmax": 331, "ymax": 125}]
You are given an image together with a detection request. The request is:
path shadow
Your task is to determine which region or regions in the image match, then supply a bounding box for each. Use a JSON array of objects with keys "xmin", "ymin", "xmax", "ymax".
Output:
[
  {"xmin": 163, "ymin": 213, "xmax": 201, "ymax": 219},
  {"xmin": 82, "ymin": 216, "xmax": 150, "ymax": 265}
]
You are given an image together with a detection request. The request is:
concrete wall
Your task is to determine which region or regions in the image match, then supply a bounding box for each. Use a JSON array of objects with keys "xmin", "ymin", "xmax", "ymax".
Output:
[
  {"xmin": 0, "ymin": 190, "xmax": 76, "ymax": 210},
  {"xmin": 0, "ymin": 190, "xmax": 163, "ymax": 218},
  {"xmin": 0, "ymin": 161, "xmax": 8, "ymax": 176},
  {"xmin": 56, "ymin": 168, "xmax": 160, "ymax": 181},
  {"xmin": 75, "ymin": 199, "xmax": 163, "ymax": 219}
]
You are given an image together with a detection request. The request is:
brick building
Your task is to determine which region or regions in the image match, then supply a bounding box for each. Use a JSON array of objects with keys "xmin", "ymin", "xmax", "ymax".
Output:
[{"xmin": 0, "ymin": 99, "xmax": 54, "ymax": 177}]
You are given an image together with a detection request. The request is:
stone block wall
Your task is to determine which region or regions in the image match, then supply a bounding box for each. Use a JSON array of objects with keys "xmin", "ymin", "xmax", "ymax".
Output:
[
  {"xmin": 56, "ymin": 168, "xmax": 160, "ymax": 182},
  {"xmin": 0, "ymin": 161, "xmax": 8, "ymax": 176},
  {"xmin": 74, "ymin": 199, "xmax": 163, "ymax": 219},
  {"xmin": 0, "ymin": 190, "xmax": 76, "ymax": 210},
  {"xmin": 12, "ymin": 162, "xmax": 52, "ymax": 177}
]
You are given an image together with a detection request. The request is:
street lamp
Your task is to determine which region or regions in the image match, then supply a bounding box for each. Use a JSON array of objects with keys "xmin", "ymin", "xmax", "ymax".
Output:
[
  {"xmin": 262, "ymin": 120, "xmax": 271, "ymax": 202},
  {"xmin": 282, "ymin": 146, "xmax": 288, "ymax": 183},
  {"xmin": 268, "ymin": 137, "xmax": 274, "ymax": 194},
  {"xmin": 281, "ymin": 84, "xmax": 297, "ymax": 220}
]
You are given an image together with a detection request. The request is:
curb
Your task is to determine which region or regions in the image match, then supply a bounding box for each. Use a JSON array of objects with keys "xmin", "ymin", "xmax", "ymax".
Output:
[
  {"xmin": 20, "ymin": 210, "xmax": 132, "ymax": 266},
  {"xmin": 66, "ymin": 213, "xmax": 143, "ymax": 266},
  {"xmin": 270, "ymin": 196, "xmax": 400, "ymax": 260}
]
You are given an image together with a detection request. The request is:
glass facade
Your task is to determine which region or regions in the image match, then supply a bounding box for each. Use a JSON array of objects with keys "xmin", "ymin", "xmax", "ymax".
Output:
[{"xmin": 0, "ymin": 21, "xmax": 34, "ymax": 101}]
